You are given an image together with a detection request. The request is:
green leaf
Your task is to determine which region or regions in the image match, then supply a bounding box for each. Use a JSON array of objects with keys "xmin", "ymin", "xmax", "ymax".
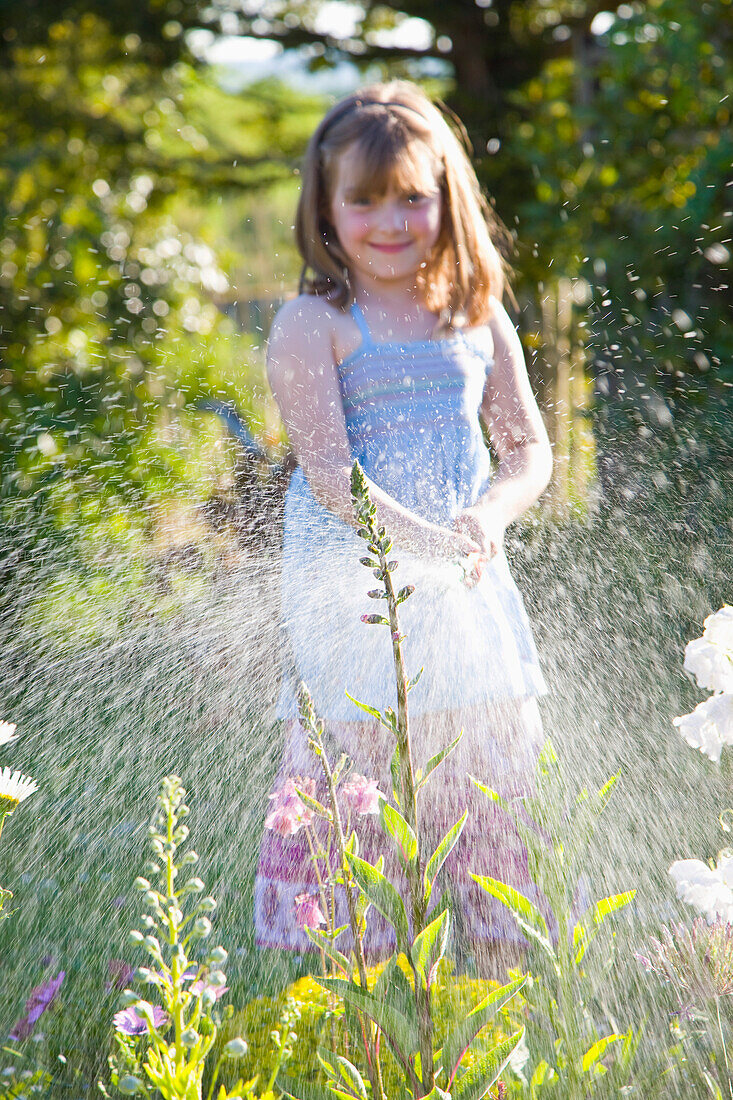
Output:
[
  {"xmin": 440, "ymin": 974, "xmax": 527, "ymax": 1081},
  {"xmin": 572, "ymin": 891, "xmax": 636, "ymax": 964},
  {"xmin": 318, "ymin": 977, "xmax": 419, "ymax": 1068},
  {"xmin": 371, "ymin": 953, "xmax": 417, "ymax": 1025},
  {"xmin": 343, "ymin": 692, "xmax": 383, "ymax": 723},
  {"xmin": 335, "ymin": 1056, "xmax": 368, "ymax": 1099},
  {"xmin": 582, "ymin": 1033, "xmax": 624, "ymax": 1073},
  {"xmin": 293, "ymin": 785, "xmax": 332, "ymax": 822},
  {"xmin": 591, "ymin": 891, "xmax": 636, "ymax": 922},
  {"xmin": 422, "ymin": 1088, "xmax": 452, "ymax": 1100},
  {"xmin": 305, "ymin": 927, "xmax": 351, "ymax": 976},
  {"xmin": 407, "ymin": 667, "xmax": 424, "ymax": 692},
  {"xmin": 417, "ymin": 733, "xmax": 462, "ymax": 792},
  {"xmin": 452, "ymin": 1029, "xmax": 524, "ymax": 1100},
  {"xmin": 529, "ymin": 1060, "xmax": 558, "ymax": 1098},
  {"xmin": 380, "ymin": 800, "xmax": 418, "ymax": 863},
  {"xmin": 347, "ymin": 853, "xmax": 410, "ymax": 951},
  {"xmin": 411, "ymin": 909, "xmax": 450, "ymax": 989},
  {"xmin": 424, "ymin": 812, "xmax": 468, "ymax": 902},
  {"xmin": 470, "ymin": 875, "xmax": 554, "ymax": 958},
  {"xmin": 280, "ymin": 1077, "xmax": 334, "ymax": 1100}
]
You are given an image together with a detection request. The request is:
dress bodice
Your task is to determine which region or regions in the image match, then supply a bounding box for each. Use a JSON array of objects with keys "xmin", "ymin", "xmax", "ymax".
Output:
[{"xmin": 336, "ymin": 301, "xmax": 496, "ymax": 525}]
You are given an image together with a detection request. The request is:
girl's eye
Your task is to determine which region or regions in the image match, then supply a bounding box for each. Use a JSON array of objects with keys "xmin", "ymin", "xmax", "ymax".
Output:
[{"xmin": 405, "ymin": 193, "xmax": 427, "ymax": 204}]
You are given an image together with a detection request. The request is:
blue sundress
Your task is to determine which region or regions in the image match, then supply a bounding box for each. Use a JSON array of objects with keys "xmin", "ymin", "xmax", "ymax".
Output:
[{"xmin": 275, "ymin": 300, "xmax": 547, "ymax": 722}]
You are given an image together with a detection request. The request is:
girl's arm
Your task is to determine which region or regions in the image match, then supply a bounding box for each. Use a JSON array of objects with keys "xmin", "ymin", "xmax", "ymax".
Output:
[
  {"xmin": 454, "ymin": 297, "xmax": 553, "ymax": 557},
  {"xmin": 267, "ymin": 296, "xmax": 481, "ymax": 563}
]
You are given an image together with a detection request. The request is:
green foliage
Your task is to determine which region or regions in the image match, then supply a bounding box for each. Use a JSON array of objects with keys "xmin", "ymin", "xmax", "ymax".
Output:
[
  {"xmin": 0, "ymin": 8, "xmax": 318, "ymax": 578},
  {"xmin": 504, "ymin": 0, "xmax": 732, "ymax": 394},
  {"xmin": 473, "ymin": 742, "xmax": 639, "ymax": 1098},
  {"xmin": 215, "ymin": 965, "xmax": 525, "ymax": 1099}
]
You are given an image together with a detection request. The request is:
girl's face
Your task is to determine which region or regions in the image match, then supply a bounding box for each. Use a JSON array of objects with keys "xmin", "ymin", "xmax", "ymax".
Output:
[{"xmin": 328, "ymin": 141, "xmax": 443, "ymax": 293}]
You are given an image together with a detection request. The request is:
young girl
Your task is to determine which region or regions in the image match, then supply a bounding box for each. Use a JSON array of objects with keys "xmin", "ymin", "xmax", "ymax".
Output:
[{"xmin": 254, "ymin": 80, "xmax": 552, "ymax": 973}]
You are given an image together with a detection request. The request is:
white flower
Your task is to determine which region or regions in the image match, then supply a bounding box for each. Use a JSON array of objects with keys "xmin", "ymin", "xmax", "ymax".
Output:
[
  {"xmin": 669, "ymin": 854, "xmax": 733, "ymax": 923},
  {"xmin": 0, "ymin": 722, "xmax": 17, "ymax": 747},
  {"xmin": 0, "ymin": 767, "xmax": 38, "ymax": 808},
  {"xmin": 674, "ymin": 694, "xmax": 733, "ymax": 762},
  {"xmin": 683, "ymin": 637, "xmax": 733, "ymax": 694},
  {"xmin": 703, "ymin": 604, "xmax": 733, "ymax": 653}
]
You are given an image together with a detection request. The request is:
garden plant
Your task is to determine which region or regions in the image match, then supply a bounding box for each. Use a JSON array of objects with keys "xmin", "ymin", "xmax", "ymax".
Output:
[
  {"xmin": 100, "ymin": 775, "xmax": 253, "ymax": 1100},
  {"xmin": 269, "ymin": 461, "xmax": 528, "ymax": 1100}
]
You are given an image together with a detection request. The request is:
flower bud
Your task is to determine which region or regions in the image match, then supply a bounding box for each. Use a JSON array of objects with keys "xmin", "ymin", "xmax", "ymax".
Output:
[
  {"xmin": 180, "ymin": 1028, "xmax": 199, "ymax": 1048},
  {"xmin": 192, "ymin": 917, "xmax": 212, "ymax": 939},
  {"xmin": 119, "ymin": 989, "xmax": 139, "ymax": 1007},
  {"xmin": 207, "ymin": 946, "xmax": 227, "ymax": 966},
  {"xmin": 133, "ymin": 878, "xmax": 150, "ymax": 892},
  {"xmin": 144, "ymin": 890, "xmax": 160, "ymax": 908},
  {"xmin": 223, "ymin": 1037, "xmax": 248, "ymax": 1059},
  {"xmin": 128, "ymin": 929, "xmax": 145, "ymax": 945},
  {"xmin": 208, "ymin": 969, "xmax": 226, "ymax": 987},
  {"xmin": 118, "ymin": 1075, "xmax": 144, "ymax": 1095},
  {"xmin": 181, "ymin": 851, "xmax": 199, "ymax": 865},
  {"xmin": 183, "ymin": 877, "xmax": 205, "ymax": 894},
  {"xmin": 198, "ymin": 896, "xmax": 217, "ymax": 912},
  {"xmin": 144, "ymin": 936, "xmax": 161, "ymax": 955}
]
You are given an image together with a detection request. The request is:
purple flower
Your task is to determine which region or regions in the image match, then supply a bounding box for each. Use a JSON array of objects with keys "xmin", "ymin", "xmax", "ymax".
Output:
[
  {"xmin": 264, "ymin": 778, "xmax": 315, "ymax": 837},
  {"xmin": 113, "ymin": 1005, "xmax": 169, "ymax": 1036},
  {"xmin": 105, "ymin": 958, "xmax": 135, "ymax": 993},
  {"xmin": 294, "ymin": 892, "xmax": 326, "ymax": 931},
  {"xmin": 341, "ymin": 775, "xmax": 383, "ymax": 816},
  {"xmin": 10, "ymin": 971, "xmax": 65, "ymax": 1041}
]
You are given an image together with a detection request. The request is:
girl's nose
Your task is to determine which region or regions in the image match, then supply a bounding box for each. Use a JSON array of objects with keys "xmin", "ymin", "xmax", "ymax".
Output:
[{"xmin": 382, "ymin": 203, "xmax": 407, "ymax": 232}]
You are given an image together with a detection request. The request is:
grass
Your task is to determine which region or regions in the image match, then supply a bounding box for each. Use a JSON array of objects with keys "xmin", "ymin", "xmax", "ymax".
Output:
[{"xmin": 0, "ymin": 399, "xmax": 730, "ymax": 1094}]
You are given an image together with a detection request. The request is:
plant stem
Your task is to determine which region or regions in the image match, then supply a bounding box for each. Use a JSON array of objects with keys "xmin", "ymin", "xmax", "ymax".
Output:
[
  {"xmin": 716, "ymin": 996, "xmax": 733, "ymax": 1100},
  {"xmin": 319, "ymin": 738, "xmax": 387, "ymax": 1100}
]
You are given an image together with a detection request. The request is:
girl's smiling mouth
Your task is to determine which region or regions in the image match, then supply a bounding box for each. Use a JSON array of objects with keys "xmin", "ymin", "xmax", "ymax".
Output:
[{"xmin": 369, "ymin": 241, "xmax": 412, "ymax": 253}]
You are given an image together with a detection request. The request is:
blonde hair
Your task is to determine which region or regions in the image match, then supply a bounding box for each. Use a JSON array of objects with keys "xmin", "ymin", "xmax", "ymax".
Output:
[{"xmin": 295, "ymin": 80, "xmax": 510, "ymax": 326}]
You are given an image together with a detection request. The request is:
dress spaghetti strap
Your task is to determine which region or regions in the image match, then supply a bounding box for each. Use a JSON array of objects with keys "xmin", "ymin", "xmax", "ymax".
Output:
[{"xmin": 349, "ymin": 301, "xmax": 374, "ymax": 347}]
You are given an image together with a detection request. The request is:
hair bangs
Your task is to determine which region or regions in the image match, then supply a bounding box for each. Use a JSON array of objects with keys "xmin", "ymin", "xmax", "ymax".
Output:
[{"xmin": 344, "ymin": 128, "xmax": 441, "ymax": 200}]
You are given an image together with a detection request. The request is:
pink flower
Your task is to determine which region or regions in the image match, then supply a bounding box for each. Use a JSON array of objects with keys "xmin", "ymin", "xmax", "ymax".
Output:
[
  {"xmin": 113, "ymin": 1005, "xmax": 169, "ymax": 1035},
  {"xmin": 264, "ymin": 777, "xmax": 315, "ymax": 837},
  {"xmin": 190, "ymin": 978, "xmax": 228, "ymax": 1000},
  {"xmin": 10, "ymin": 971, "xmax": 65, "ymax": 1041},
  {"xmin": 294, "ymin": 892, "xmax": 326, "ymax": 930},
  {"xmin": 340, "ymin": 775, "xmax": 383, "ymax": 816}
]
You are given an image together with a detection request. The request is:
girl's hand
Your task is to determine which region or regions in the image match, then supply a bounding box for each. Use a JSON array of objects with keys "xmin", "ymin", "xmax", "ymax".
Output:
[
  {"xmin": 429, "ymin": 528, "xmax": 487, "ymax": 589},
  {"xmin": 453, "ymin": 504, "xmax": 507, "ymax": 561}
]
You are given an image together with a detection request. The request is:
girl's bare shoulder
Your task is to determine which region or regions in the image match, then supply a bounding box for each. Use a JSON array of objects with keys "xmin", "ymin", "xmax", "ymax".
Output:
[{"xmin": 268, "ymin": 293, "xmax": 357, "ymax": 367}]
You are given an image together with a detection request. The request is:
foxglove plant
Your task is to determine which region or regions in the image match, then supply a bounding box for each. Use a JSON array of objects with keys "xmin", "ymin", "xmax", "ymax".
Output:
[
  {"xmin": 279, "ymin": 461, "xmax": 527, "ymax": 1100},
  {"xmin": 101, "ymin": 775, "xmax": 249, "ymax": 1100},
  {"xmin": 472, "ymin": 743, "xmax": 638, "ymax": 1097}
]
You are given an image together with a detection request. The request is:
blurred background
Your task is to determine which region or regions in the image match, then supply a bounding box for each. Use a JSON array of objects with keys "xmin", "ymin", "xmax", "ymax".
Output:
[{"xmin": 0, "ymin": 0, "xmax": 731, "ymax": 1081}]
